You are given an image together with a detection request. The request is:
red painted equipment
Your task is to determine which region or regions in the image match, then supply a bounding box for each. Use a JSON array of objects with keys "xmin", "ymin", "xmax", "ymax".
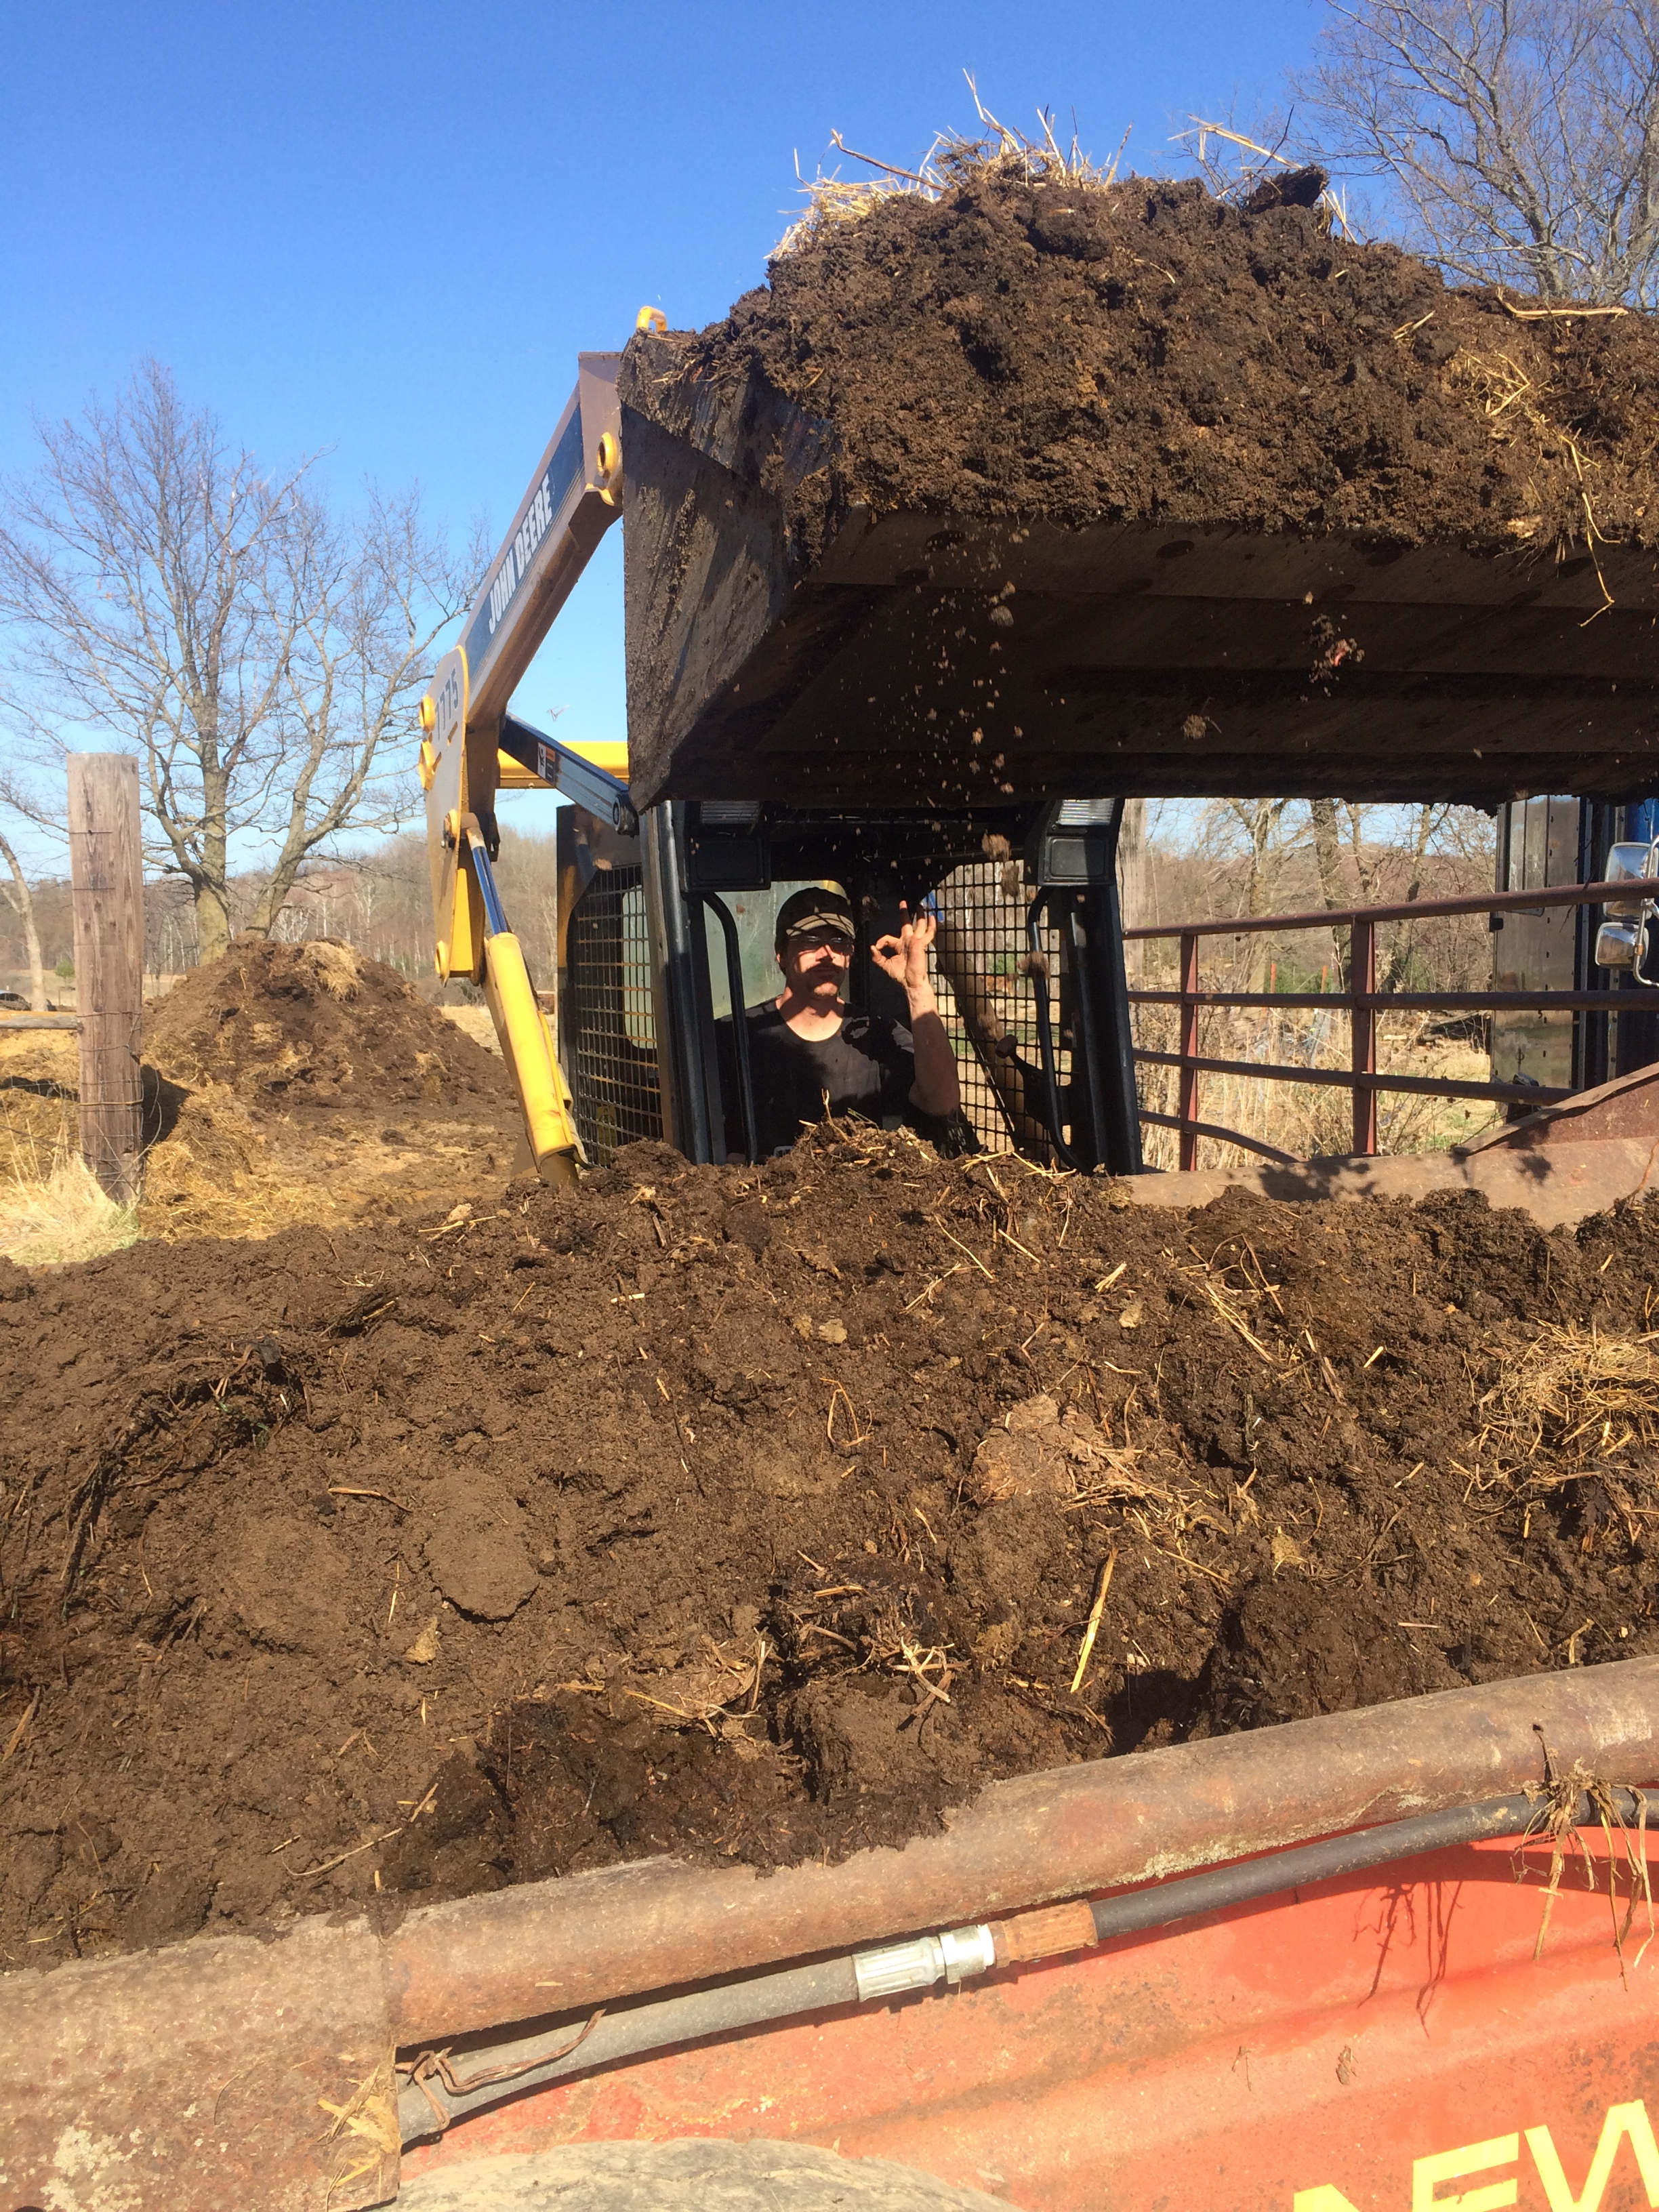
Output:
[
  {"xmin": 8, "ymin": 1660, "xmax": 1658, "ymax": 2211},
  {"xmin": 405, "ymin": 1818, "xmax": 1659, "ymax": 2212}
]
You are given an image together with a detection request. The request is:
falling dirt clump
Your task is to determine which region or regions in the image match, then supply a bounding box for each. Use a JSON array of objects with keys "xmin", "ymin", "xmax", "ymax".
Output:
[
  {"xmin": 625, "ymin": 166, "xmax": 1659, "ymax": 573},
  {"xmin": 3, "ymin": 1126, "xmax": 1659, "ymax": 1973},
  {"xmin": 143, "ymin": 937, "xmax": 513, "ymax": 1122}
]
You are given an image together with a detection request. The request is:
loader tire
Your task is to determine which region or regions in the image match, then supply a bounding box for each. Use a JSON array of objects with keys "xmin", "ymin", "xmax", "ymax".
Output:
[{"xmin": 388, "ymin": 2137, "xmax": 1012, "ymax": 2210}]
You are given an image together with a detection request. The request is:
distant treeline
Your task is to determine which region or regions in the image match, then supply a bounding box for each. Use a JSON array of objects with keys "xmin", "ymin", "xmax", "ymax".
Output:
[{"xmin": 1, "ymin": 804, "xmax": 1496, "ymax": 1004}]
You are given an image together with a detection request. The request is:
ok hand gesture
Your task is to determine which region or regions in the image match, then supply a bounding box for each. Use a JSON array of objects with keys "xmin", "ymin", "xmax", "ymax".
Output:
[{"xmin": 871, "ymin": 903, "xmax": 939, "ymax": 1002}]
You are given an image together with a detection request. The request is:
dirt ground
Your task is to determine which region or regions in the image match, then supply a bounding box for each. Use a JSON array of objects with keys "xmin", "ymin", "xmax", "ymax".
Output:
[
  {"xmin": 3, "ymin": 1086, "xmax": 1656, "ymax": 1971},
  {"xmin": 634, "ymin": 162, "xmax": 1659, "ymax": 575}
]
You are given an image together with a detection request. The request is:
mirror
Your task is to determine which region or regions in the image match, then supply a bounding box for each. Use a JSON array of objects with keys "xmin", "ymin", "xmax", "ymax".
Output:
[
  {"xmin": 1595, "ymin": 919, "xmax": 1642, "ymax": 968},
  {"xmin": 1603, "ymin": 840, "xmax": 1659, "ymax": 918}
]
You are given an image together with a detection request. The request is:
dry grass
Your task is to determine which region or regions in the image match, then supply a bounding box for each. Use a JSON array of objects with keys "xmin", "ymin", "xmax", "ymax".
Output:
[
  {"xmin": 776, "ymin": 88, "xmax": 1130, "ymax": 258},
  {"xmin": 0, "ymin": 1156, "xmax": 139, "ymax": 1269},
  {"xmin": 0, "ymin": 1038, "xmax": 138, "ymax": 1267},
  {"xmin": 0, "ymin": 1034, "xmax": 79, "ymax": 1179},
  {"xmin": 304, "ymin": 940, "xmax": 363, "ymax": 1000},
  {"xmin": 623, "ymin": 1635, "xmax": 771, "ymax": 1755},
  {"xmin": 1446, "ymin": 344, "xmax": 1616, "ymax": 611},
  {"xmin": 0, "ymin": 1026, "xmax": 513, "ymax": 1255},
  {"xmin": 1524, "ymin": 1757, "xmax": 1655, "ymax": 1976},
  {"xmin": 1133, "ymin": 1000, "xmax": 1502, "ymax": 1172},
  {"xmin": 1475, "ymin": 1325, "xmax": 1659, "ymax": 1508}
]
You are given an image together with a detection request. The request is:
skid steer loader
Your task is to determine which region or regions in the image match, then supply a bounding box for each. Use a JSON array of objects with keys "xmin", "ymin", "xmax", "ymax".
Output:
[
  {"xmin": 422, "ymin": 331, "xmax": 1659, "ymax": 1197},
  {"xmin": 12, "ymin": 317, "xmax": 1659, "ymax": 2212},
  {"xmin": 419, "ymin": 341, "xmax": 1144, "ymax": 1188}
]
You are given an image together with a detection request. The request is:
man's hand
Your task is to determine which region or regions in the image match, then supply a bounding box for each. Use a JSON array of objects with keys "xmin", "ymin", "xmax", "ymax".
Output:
[
  {"xmin": 871, "ymin": 904, "xmax": 939, "ymax": 1008},
  {"xmin": 873, "ymin": 905, "xmax": 961, "ymax": 1120}
]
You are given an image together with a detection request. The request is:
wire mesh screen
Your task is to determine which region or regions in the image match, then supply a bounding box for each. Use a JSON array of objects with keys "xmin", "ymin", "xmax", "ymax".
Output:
[
  {"xmin": 931, "ymin": 859, "xmax": 1068, "ymax": 1158},
  {"xmin": 566, "ymin": 865, "xmax": 663, "ymax": 1165}
]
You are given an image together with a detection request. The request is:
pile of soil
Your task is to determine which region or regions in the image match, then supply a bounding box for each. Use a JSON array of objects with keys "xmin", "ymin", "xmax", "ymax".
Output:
[
  {"xmin": 144, "ymin": 938, "xmax": 514, "ymax": 1125},
  {"xmin": 116, "ymin": 943, "xmax": 520, "ymax": 1237},
  {"xmin": 626, "ymin": 163, "xmax": 1659, "ymax": 572},
  {"xmin": 3, "ymin": 1126, "xmax": 1656, "ymax": 1971}
]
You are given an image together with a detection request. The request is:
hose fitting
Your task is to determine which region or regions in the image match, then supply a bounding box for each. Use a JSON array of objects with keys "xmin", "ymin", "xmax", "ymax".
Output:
[{"xmin": 852, "ymin": 1923, "xmax": 997, "ymax": 2002}]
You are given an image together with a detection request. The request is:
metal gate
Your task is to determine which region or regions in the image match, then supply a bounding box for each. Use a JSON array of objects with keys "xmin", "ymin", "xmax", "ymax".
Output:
[
  {"xmin": 931, "ymin": 857, "xmax": 1069, "ymax": 1159},
  {"xmin": 563, "ymin": 865, "xmax": 663, "ymax": 1165}
]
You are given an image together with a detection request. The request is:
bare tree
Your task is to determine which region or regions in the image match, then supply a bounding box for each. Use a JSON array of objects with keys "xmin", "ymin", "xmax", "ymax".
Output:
[
  {"xmin": 0, "ymin": 360, "xmax": 480, "ymax": 961},
  {"xmin": 1309, "ymin": 796, "xmax": 1354, "ymax": 987},
  {"xmin": 1116, "ymin": 797, "xmax": 1150, "ymax": 980},
  {"xmin": 1295, "ymin": 1, "xmax": 1659, "ymax": 304},
  {"xmin": 1192, "ymin": 798, "xmax": 1296, "ymax": 991},
  {"xmin": 0, "ymin": 827, "xmax": 47, "ymax": 1010},
  {"xmin": 0, "ymin": 771, "xmax": 61, "ymax": 1011}
]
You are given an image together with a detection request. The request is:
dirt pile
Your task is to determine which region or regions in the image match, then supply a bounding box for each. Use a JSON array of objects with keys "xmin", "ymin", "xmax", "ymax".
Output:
[
  {"xmin": 627, "ymin": 164, "xmax": 1659, "ymax": 571},
  {"xmin": 64, "ymin": 942, "xmax": 518, "ymax": 1240},
  {"xmin": 2, "ymin": 945, "xmax": 519, "ymax": 1244},
  {"xmin": 3, "ymin": 1128, "xmax": 1657, "ymax": 1971},
  {"xmin": 144, "ymin": 938, "xmax": 514, "ymax": 1123}
]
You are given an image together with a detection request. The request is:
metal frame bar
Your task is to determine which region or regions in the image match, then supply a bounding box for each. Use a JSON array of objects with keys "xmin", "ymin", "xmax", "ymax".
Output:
[
  {"xmin": 1061, "ymin": 897, "xmax": 1111, "ymax": 1169},
  {"xmin": 1134, "ymin": 1049, "xmax": 1570, "ymax": 1107},
  {"xmin": 1123, "ymin": 876, "xmax": 1640, "ymax": 939},
  {"xmin": 1139, "ymin": 1109, "xmax": 1296, "ymax": 1165},
  {"xmin": 699, "ymin": 890, "xmax": 759, "ymax": 1165},
  {"xmin": 1351, "ymin": 914, "xmax": 1378, "ymax": 1155},
  {"xmin": 1177, "ymin": 931, "xmax": 1200, "ymax": 1171},
  {"xmin": 497, "ymin": 714, "xmax": 636, "ymax": 830},
  {"xmin": 1130, "ymin": 989, "xmax": 1645, "ymax": 1011},
  {"xmin": 1080, "ymin": 868, "xmax": 1145, "ymax": 1176},
  {"xmin": 1021, "ymin": 802, "xmax": 1144, "ymax": 1176},
  {"xmin": 1025, "ymin": 891, "xmax": 1082, "ymax": 1172},
  {"xmin": 641, "ymin": 803, "xmax": 716, "ymax": 1164}
]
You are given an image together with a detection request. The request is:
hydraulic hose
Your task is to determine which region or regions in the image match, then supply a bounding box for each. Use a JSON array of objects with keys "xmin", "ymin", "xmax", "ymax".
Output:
[
  {"xmin": 401, "ymin": 1957, "xmax": 859, "ymax": 2139},
  {"xmin": 398, "ymin": 1786, "xmax": 1646, "ymax": 2145},
  {"xmin": 1087, "ymin": 1786, "xmax": 1645, "ymax": 1944}
]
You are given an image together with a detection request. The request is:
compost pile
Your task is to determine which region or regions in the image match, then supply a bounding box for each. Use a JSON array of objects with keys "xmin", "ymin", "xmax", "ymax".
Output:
[
  {"xmin": 144, "ymin": 937, "xmax": 514, "ymax": 1124},
  {"xmin": 626, "ymin": 161, "xmax": 1659, "ymax": 571},
  {"xmin": 3, "ymin": 1127, "xmax": 1657, "ymax": 1970}
]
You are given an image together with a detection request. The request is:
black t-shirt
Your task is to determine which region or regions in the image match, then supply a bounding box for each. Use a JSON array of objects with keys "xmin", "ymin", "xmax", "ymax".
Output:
[{"xmin": 716, "ymin": 1002, "xmax": 917, "ymax": 1158}]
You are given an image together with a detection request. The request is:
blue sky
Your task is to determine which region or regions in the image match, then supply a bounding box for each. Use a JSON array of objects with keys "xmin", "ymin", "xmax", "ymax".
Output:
[{"xmin": 1, "ymin": 0, "xmax": 1324, "ymax": 841}]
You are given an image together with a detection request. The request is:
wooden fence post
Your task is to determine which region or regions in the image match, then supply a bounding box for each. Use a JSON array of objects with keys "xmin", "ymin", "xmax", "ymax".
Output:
[{"xmin": 68, "ymin": 755, "xmax": 144, "ymax": 1204}]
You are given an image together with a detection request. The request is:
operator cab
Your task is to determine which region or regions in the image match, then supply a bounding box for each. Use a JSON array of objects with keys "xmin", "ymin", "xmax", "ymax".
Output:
[{"xmin": 554, "ymin": 788, "xmax": 1143, "ymax": 1175}]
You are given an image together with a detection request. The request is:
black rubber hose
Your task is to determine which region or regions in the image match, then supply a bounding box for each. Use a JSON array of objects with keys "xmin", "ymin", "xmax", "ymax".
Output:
[
  {"xmin": 1087, "ymin": 1787, "xmax": 1645, "ymax": 1944},
  {"xmin": 400, "ymin": 1788, "xmax": 1645, "ymax": 2146}
]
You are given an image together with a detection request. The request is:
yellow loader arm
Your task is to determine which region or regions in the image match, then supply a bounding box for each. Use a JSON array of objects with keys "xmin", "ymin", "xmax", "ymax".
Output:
[{"xmin": 417, "ymin": 350, "xmax": 636, "ymax": 1186}]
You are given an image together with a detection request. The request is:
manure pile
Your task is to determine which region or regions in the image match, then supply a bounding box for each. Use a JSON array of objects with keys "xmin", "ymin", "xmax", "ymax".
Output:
[
  {"xmin": 638, "ymin": 164, "xmax": 1659, "ymax": 569},
  {"xmin": 144, "ymin": 937, "xmax": 512, "ymax": 1124},
  {"xmin": 120, "ymin": 940, "xmax": 516, "ymax": 1238},
  {"xmin": 3, "ymin": 1127, "xmax": 1656, "ymax": 1970}
]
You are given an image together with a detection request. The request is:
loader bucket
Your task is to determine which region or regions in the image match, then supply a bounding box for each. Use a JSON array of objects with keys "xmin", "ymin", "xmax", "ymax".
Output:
[{"xmin": 618, "ymin": 338, "xmax": 1659, "ymax": 814}]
